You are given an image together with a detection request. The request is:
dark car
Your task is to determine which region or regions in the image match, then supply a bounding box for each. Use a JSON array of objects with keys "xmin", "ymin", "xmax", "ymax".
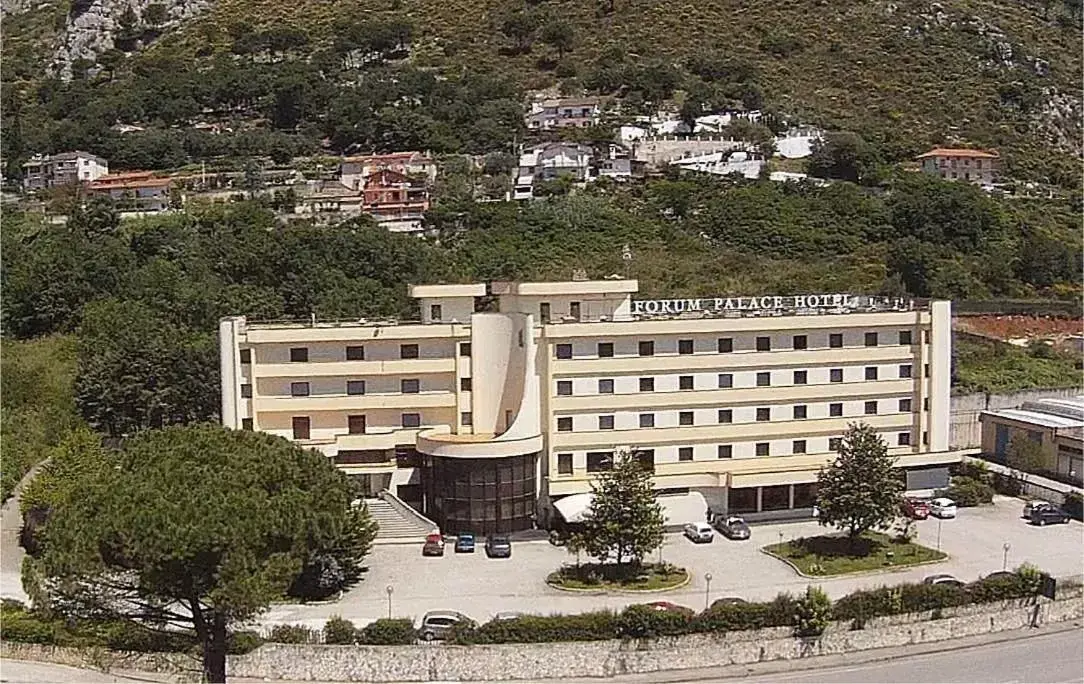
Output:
[
  {"xmin": 923, "ymin": 574, "xmax": 965, "ymax": 588},
  {"xmin": 901, "ymin": 498, "xmax": 931, "ymax": 520},
  {"xmin": 484, "ymin": 535, "xmax": 512, "ymax": 558},
  {"xmin": 455, "ymin": 533, "xmax": 476, "ymax": 553},
  {"xmin": 714, "ymin": 516, "xmax": 751, "ymax": 540},
  {"xmin": 419, "ymin": 611, "xmax": 470, "ymax": 641},
  {"xmin": 1030, "ymin": 507, "xmax": 1071, "ymax": 526},
  {"xmin": 710, "ymin": 597, "xmax": 748, "ymax": 609},
  {"xmin": 422, "ymin": 533, "xmax": 445, "ymax": 557}
]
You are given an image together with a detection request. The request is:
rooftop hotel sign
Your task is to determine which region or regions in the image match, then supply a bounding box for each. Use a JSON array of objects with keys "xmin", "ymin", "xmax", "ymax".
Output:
[{"xmin": 631, "ymin": 294, "xmax": 902, "ymax": 315}]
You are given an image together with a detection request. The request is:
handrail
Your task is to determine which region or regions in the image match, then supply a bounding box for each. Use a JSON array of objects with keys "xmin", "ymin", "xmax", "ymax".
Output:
[{"xmin": 378, "ymin": 489, "xmax": 439, "ymax": 533}]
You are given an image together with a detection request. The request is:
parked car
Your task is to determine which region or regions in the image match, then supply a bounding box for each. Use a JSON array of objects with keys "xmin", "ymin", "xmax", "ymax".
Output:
[
  {"xmin": 923, "ymin": 574, "xmax": 965, "ymax": 588},
  {"xmin": 455, "ymin": 533, "xmax": 476, "ymax": 553},
  {"xmin": 1022, "ymin": 500, "xmax": 1053, "ymax": 519},
  {"xmin": 901, "ymin": 498, "xmax": 930, "ymax": 520},
  {"xmin": 929, "ymin": 497, "xmax": 957, "ymax": 519},
  {"xmin": 645, "ymin": 601, "xmax": 694, "ymax": 616},
  {"xmin": 493, "ymin": 611, "xmax": 527, "ymax": 622},
  {"xmin": 710, "ymin": 597, "xmax": 748, "ymax": 609},
  {"xmin": 714, "ymin": 516, "xmax": 751, "ymax": 540},
  {"xmin": 422, "ymin": 533, "xmax": 445, "ymax": 557},
  {"xmin": 419, "ymin": 611, "xmax": 470, "ymax": 641},
  {"xmin": 982, "ymin": 571, "xmax": 1017, "ymax": 581},
  {"xmin": 1030, "ymin": 507, "xmax": 1071, "ymax": 526},
  {"xmin": 683, "ymin": 522, "xmax": 714, "ymax": 543},
  {"xmin": 484, "ymin": 535, "xmax": 512, "ymax": 558}
]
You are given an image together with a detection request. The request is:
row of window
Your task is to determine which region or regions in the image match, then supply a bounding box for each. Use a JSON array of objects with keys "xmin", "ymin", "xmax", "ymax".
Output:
[
  {"xmin": 555, "ymin": 398, "xmax": 925, "ymax": 431},
  {"xmin": 554, "ymin": 330, "xmax": 920, "ymax": 360},
  {"xmin": 244, "ymin": 377, "xmax": 464, "ymax": 399},
  {"xmin": 240, "ymin": 342, "xmax": 473, "ymax": 364},
  {"xmin": 555, "ymin": 365, "xmax": 921, "ymax": 396},
  {"xmin": 276, "ymin": 412, "xmax": 427, "ymax": 439}
]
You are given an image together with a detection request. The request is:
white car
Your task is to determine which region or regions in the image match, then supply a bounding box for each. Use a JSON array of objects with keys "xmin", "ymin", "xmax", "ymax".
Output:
[
  {"xmin": 683, "ymin": 522, "xmax": 714, "ymax": 543},
  {"xmin": 929, "ymin": 497, "xmax": 957, "ymax": 519}
]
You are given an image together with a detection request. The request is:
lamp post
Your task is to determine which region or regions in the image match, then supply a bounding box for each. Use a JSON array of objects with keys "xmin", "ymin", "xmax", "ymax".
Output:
[
  {"xmin": 385, "ymin": 585, "xmax": 394, "ymax": 619},
  {"xmin": 704, "ymin": 573, "xmax": 713, "ymax": 611},
  {"xmin": 1003, "ymin": 543, "xmax": 1011, "ymax": 571},
  {"xmin": 778, "ymin": 531, "xmax": 784, "ymax": 548},
  {"xmin": 936, "ymin": 518, "xmax": 943, "ymax": 552}
]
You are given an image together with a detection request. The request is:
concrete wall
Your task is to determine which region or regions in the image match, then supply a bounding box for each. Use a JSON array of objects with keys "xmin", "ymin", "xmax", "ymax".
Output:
[
  {"xmin": 950, "ymin": 387, "xmax": 1079, "ymax": 449},
  {"xmin": 5, "ymin": 590, "xmax": 1081, "ymax": 682}
]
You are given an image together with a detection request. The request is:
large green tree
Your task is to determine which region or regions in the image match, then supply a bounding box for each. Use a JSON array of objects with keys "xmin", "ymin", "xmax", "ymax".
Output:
[
  {"xmin": 27, "ymin": 424, "xmax": 375, "ymax": 683},
  {"xmin": 577, "ymin": 448, "xmax": 664, "ymax": 574},
  {"xmin": 815, "ymin": 423, "xmax": 904, "ymax": 549}
]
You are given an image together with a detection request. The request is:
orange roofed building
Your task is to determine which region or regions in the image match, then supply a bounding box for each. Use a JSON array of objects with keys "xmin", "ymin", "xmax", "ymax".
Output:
[
  {"xmin": 88, "ymin": 171, "xmax": 173, "ymax": 213},
  {"xmin": 916, "ymin": 148, "xmax": 999, "ymax": 186},
  {"xmin": 362, "ymin": 168, "xmax": 429, "ymax": 232}
]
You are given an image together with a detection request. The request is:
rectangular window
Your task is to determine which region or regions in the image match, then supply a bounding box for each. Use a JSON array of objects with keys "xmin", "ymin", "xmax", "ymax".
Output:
[
  {"xmin": 715, "ymin": 408, "xmax": 733, "ymax": 424},
  {"xmin": 557, "ymin": 453, "xmax": 573, "ymax": 475},
  {"xmin": 569, "ymin": 301, "xmax": 581, "ymax": 320},
  {"xmin": 291, "ymin": 382, "xmax": 310, "ymax": 397},
  {"xmin": 540, "ymin": 302, "xmax": 551, "ymax": 323},
  {"xmin": 899, "ymin": 364, "xmax": 913, "ymax": 379},
  {"xmin": 241, "ymin": 418, "xmax": 253, "ymax": 431},
  {"xmin": 924, "ymin": 398, "xmax": 930, "ymax": 411},
  {"xmin": 292, "ymin": 417, "xmax": 310, "ymax": 440},
  {"xmin": 639, "ymin": 413, "xmax": 655, "ymax": 428},
  {"xmin": 864, "ymin": 400, "xmax": 878, "ymax": 415},
  {"xmin": 639, "ymin": 377, "xmax": 655, "ymax": 392},
  {"xmin": 718, "ymin": 445, "xmax": 732, "ymax": 459},
  {"xmin": 401, "ymin": 379, "xmax": 420, "ymax": 394},
  {"xmin": 756, "ymin": 372, "xmax": 771, "ymax": 387},
  {"xmin": 636, "ymin": 450, "xmax": 655, "ymax": 472},
  {"xmin": 898, "ymin": 432, "xmax": 912, "ymax": 446},
  {"xmin": 755, "ymin": 442, "xmax": 770, "ymax": 457},
  {"xmin": 460, "ymin": 377, "xmax": 472, "ymax": 392},
  {"xmin": 923, "ymin": 431, "xmax": 929, "ymax": 446},
  {"xmin": 679, "ymin": 411, "xmax": 694, "ymax": 426},
  {"xmin": 678, "ymin": 447, "xmax": 694, "ymax": 462},
  {"xmin": 899, "ymin": 330, "xmax": 912, "ymax": 345},
  {"xmin": 923, "ymin": 330, "xmax": 930, "ymax": 344},
  {"xmin": 346, "ymin": 345, "xmax": 365, "ymax": 361},
  {"xmin": 830, "ymin": 403, "xmax": 843, "ymax": 417},
  {"xmin": 865, "ymin": 332, "xmax": 879, "ymax": 347},
  {"xmin": 597, "ymin": 342, "xmax": 614, "ymax": 358},
  {"xmin": 400, "ymin": 344, "xmax": 419, "ymax": 359},
  {"xmin": 678, "ymin": 339, "xmax": 694, "ymax": 355},
  {"xmin": 679, "ymin": 375, "xmax": 694, "ymax": 390},
  {"xmin": 348, "ymin": 415, "xmax": 367, "ymax": 435},
  {"xmin": 598, "ymin": 415, "xmax": 614, "ymax": 430},
  {"xmin": 598, "ymin": 379, "xmax": 614, "ymax": 394},
  {"xmin": 899, "ymin": 398, "xmax": 912, "ymax": 412},
  {"xmin": 459, "ymin": 342, "xmax": 471, "ymax": 357},
  {"xmin": 865, "ymin": 366, "xmax": 879, "ymax": 381},
  {"xmin": 241, "ymin": 383, "xmax": 252, "ymax": 398},
  {"xmin": 830, "ymin": 368, "xmax": 843, "ymax": 383},
  {"xmin": 718, "ymin": 337, "xmax": 734, "ymax": 353},
  {"xmin": 556, "ymin": 380, "xmax": 572, "ymax": 396},
  {"xmin": 792, "ymin": 440, "xmax": 807, "ymax": 455},
  {"xmin": 829, "ymin": 437, "xmax": 842, "ymax": 451},
  {"xmin": 793, "ymin": 405, "xmax": 807, "ymax": 419},
  {"xmin": 557, "ymin": 417, "xmax": 573, "ymax": 432},
  {"xmin": 586, "ymin": 452, "xmax": 613, "ymax": 473},
  {"xmin": 756, "ymin": 407, "xmax": 771, "ymax": 422},
  {"xmin": 401, "ymin": 413, "xmax": 421, "ymax": 428},
  {"xmin": 718, "ymin": 373, "xmax": 733, "ymax": 388},
  {"xmin": 460, "ymin": 411, "xmax": 472, "ymax": 426},
  {"xmin": 639, "ymin": 340, "xmax": 655, "ymax": 356},
  {"xmin": 793, "ymin": 370, "xmax": 808, "ymax": 385},
  {"xmin": 556, "ymin": 344, "xmax": 572, "ymax": 359},
  {"xmin": 347, "ymin": 380, "xmax": 366, "ymax": 396},
  {"xmin": 430, "ymin": 304, "xmax": 442, "ymax": 321},
  {"xmin": 792, "ymin": 335, "xmax": 808, "ymax": 350},
  {"xmin": 924, "ymin": 363, "xmax": 930, "ymax": 378},
  {"xmin": 756, "ymin": 336, "xmax": 771, "ymax": 352},
  {"xmin": 829, "ymin": 333, "xmax": 843, "ymax": 348},
  {"xmin": 239, "ymin": 349, "xmax": 252, "ymax": 364},
  {"xmin": 290, "ymin": 347, "xmax": 308, "ymax": 362}
]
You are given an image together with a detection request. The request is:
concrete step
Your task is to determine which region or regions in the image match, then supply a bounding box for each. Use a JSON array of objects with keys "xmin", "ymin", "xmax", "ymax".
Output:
[{"xmin": 365, "ymin": 499, "xmax": 432, "ymax": 542}]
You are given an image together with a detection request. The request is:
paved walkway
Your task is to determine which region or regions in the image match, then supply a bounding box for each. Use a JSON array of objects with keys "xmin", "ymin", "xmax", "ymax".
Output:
[
  {"xmin": 971, "ymin": 457, "xmax": 1083, "ymax": 497},
  {"xmin": 0, "ymin": 460, "xmax": 47, "ymax": 602}
]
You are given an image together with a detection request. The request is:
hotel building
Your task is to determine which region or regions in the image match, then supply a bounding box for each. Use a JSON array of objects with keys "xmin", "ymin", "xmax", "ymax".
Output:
[{"xmin": 220, "ymin": 280, "xmax": 957, "ymax": 534}]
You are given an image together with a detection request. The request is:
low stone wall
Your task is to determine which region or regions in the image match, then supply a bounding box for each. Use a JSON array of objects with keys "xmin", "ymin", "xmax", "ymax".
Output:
[{"xmin": 4, "ymin": 591, "xmax": 1082, "ymax": 682}]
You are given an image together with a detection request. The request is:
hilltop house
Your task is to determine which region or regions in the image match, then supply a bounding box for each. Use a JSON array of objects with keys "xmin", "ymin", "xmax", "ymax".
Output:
[
  {"xmin": 917, "ymin": 148, "xmax": 999, "ymax": 186},
  {"xmin": 88, "ymin": 171, "xmax": 173, "ymax": 213},
  {"xmin": 361, "ymin": 168, "xmax": 430, "ymax": 233},
  {"xmin": 22, "ymin": 151, "xmax": 109, "ymax": 192},
  {"xmin": 525, "ymin": 97, "xmax": 602, "ymax": 130},
  {"xmin": 339, "ymin": 152, "xmax": 436, "ymax": 191},
  {"xmin": 514, "ymin": 142, "xmax": 595, "ymax": 200}
]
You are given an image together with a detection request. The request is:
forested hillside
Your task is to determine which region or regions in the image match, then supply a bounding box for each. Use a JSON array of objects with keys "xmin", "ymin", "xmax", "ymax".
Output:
[{"xmin": 2, "ymin": 0, "xmax": 1081, "ymax": 185}]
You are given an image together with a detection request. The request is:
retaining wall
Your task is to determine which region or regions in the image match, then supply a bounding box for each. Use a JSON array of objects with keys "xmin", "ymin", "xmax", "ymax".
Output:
[{"xmin": 4, "ymin": 590, "xmax": 1081, "ymax": 682}]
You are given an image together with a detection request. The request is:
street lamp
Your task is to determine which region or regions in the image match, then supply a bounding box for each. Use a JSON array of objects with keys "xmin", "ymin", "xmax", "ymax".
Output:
[
  {"xmin": 936, "ymin": 518, "xmax": 943, "ymax": 552},
  {"xmin": 1003, "ymin": 543, "xmax": 1011, "ymax": 571},
  {"xmin": 704, "ymin": 573, "xmax": 713, "ymax": 611},
  {"xmin": 385, "ymin": 585, "xmax": 394, "ymax": 619}
]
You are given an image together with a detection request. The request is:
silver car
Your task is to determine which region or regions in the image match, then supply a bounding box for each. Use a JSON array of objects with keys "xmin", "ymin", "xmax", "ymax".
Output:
[
  {"xmin": 419, "ymin": 610, "xmax": 470, "ymax": 641},
  {"xmin": 683, "ymin": 522, "xmax": 714, "ymax": 543},
  {"xmin": 1022, "ymin": 500, "xmax": 1053, "ymax": 519}
]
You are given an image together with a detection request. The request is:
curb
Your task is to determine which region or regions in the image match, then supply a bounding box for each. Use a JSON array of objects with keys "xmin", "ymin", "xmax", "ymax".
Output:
[
  {"xmin": 759, "ymin": 545, "xmax": 950, "ymax": 579},
  {"xmin": 545, "ymin": 570, "xmax": 692, "ymax": 595}
]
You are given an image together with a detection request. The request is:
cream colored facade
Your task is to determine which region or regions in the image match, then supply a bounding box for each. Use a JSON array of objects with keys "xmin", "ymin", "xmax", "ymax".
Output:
[{"xmin": 220, "ymin": 280, "xmax": 955, "ymax": 532}]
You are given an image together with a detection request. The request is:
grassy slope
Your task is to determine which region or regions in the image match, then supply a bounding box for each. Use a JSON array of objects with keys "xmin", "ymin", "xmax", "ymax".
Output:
[{"xmin": 953, "ymin": 335, "xmax": 1082, "ymax": 394}]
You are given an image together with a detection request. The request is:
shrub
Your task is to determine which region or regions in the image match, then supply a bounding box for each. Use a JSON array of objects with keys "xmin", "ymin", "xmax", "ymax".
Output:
[
  {"xmin": 322, "ymin": 615, "xmax": 357, "ymax": 645},
  {"xmin": 0, "ymin": 606, "xmax": 59, "ymax": 644},
  {"xmin": 966, "ymin": 572, "xmax": 1038, "ymax": 603},
  {"xmin": 101, "ymin": 621, "xmax": 198, "ymax": 653},
  {"xmin": 794, "ymin": 587, "xmax": 832, "ymax": 637},
  {"xmin": 268, "ymin": 623, "xmax": 319, "ymax": 644},
  {"xmin": 227, "ymin": 630, "xmax": 264, "ymax": 655},
  {"xmin": 693, "ymin": 593, "xmax": 796, "ymax": 632},
  {"xmin": 1063, "ymin": 492, "xmax": 1083, "ymax": 521},
  {"xmin": 936, "ymin": 476, "xmax": 994, "ymax": 507},
  {"xmin": 468, "ymin": 611, "xmax": 618, "ymax": 644},
  {"xmin": 357, "ymin": 618, "xmax": 417, "ymax": 645},
  {"xmin": 616, "ymin": 604, "xmax": 691, "ymax": 638}
]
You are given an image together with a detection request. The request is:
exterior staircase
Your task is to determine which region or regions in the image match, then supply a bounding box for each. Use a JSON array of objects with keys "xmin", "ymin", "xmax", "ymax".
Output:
[{"xmin": 365, "ymin": 496, "xmax": 435, "ymax": 545}]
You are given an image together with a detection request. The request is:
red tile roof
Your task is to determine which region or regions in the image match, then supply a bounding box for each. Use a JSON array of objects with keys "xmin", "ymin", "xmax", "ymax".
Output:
[{"xmin": 916, "ymin": 148, "xmax": 999, "ymax": 159}]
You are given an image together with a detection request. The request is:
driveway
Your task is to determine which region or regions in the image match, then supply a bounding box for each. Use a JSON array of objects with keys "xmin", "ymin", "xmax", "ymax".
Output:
[{"xmin": 263, "ymin": 495, "xmax": 1084, "ymax": 629}]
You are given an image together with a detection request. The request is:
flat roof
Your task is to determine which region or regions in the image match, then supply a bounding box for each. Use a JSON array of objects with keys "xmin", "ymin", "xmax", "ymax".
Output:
[
  {"xmin": 982, "ymin": 408, "xmax": 1083, "ymax": 430},
  {"xmin": 408, "ymin": 283, "xmax": 487, "ymax": 298},
  {"xmin": 491, "ymin": 279, "xmax": 639, "ymax": 297}
]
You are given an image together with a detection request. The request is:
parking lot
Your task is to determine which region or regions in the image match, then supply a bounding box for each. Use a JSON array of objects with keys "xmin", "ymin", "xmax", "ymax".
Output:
[{"xmin": 262, "ymin": 495, "xmax": 1084, "ymax": 628}]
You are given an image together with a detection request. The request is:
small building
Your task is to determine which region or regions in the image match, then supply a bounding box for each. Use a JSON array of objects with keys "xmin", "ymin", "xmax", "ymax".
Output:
[
  {"xmin": 979, "ymin": 396, "xmax": 1084, "ymax": 485},
  {"xmin": 88, "ymin": 171, "xmax": 172, "ymax": 213},
  {"xmin": 340, "ymin": 152, "xmax": 436, "ymax": 192},
  {"xmin": 598, "ymin": 145, "xmax": 632, "ymax": 181},
  {"xmin": 22, "ymin": 151, "xmax": 109, "ymax": 192},
  {"xmin": 916, "ymin": 148, "xmax": 999, "ymax": 186},
  {"xmin": 513, "ymin": 143, "xmax": 596, "ymax": 200},
  {"xmin": 525, "ymin": 97, "xmax": 602, "ymax": 130},
  {"xmin": 362, "ymin": 169, "xmax": 430, "ymax": 233}
]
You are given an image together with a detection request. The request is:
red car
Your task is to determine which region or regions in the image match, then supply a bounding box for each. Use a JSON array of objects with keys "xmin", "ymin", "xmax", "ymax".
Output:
[
  {"xmin": 422, "ymin": 532, "xmax": 445, "ymax": 557},
  {"xmin": 902, "ymin": 498, "xmax": 930, "ymax": 520},
  {"xmin": 645, "ymin": 601, "xmax": 694, "ymax": 616}
]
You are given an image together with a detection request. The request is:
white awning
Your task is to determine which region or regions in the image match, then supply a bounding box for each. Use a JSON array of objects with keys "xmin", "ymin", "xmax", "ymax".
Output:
[
  {"xmin": 553, "ymin": 493, "xmax": 593, "ymax": 523},
  {"xmin": 553, "ymin": 491, "xmax": 708, "ymax": 525}
]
